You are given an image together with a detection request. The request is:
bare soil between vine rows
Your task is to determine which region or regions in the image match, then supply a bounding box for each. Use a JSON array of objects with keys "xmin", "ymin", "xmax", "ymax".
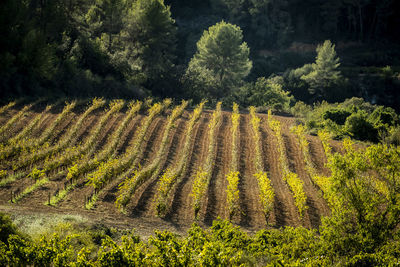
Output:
[{"xmin": 0, "ymin": 105, "xmax": 332, "ymax": 234}]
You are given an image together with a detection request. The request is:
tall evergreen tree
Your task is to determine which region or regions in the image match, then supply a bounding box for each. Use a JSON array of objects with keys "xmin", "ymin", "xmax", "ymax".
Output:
[
  {"xmin": 248, "ymin": 0, "xmax": 292, "ymax": 48},
  {"xmin": 85, "ymin": 0, "xmax": 125, "ymax": 52},
  {"xmin": 121, "ymin": 0, "xmax": 177, "ymax": 95},
  {"xmin": 0, "ymin": 0, "xmax": 57, "ymax": 96},
  {"xmin": 301, "ymin": 40, "xmax": 342, "ymax": 101},
  {"xmin": 184, "ymin": 21, "xmax": 252, "ymax": 100}
]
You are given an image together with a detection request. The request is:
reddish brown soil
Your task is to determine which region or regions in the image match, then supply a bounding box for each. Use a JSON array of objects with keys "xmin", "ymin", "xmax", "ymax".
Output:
[
  {"xmin": 167, "ymin": 112, "xmax": 210, "ymax": 224},
  {"xmin": 128, "ymin": 116, "xmax": 188, "ymax": 217},
  {"xmin": 203, "ymin": 112, "xmax": 231, "ymax": 224},
  {"xmin": 96, "ymin": 115, "xmax": 167, "ymax": 212},
  {"xmin": 115, "ymin": 115, "xmax": 143, "ymax": 156},
  {"xmin": 4, "ymin": 111, "xmax": 41, "ymax": 139},
  {"xmin": 0, "ymin": 102, "xmax": 30, "ymax": 127},
  {"xmin": 0, "ymin": 105, "xmax": 342, "ymax": 233},
  {"xmin": 275, "ymin": 116, "xmax": 330, "ymax": 228},
  {"xmin": 17, "ymin": 112, "xmax": 124, "ymax": 208},
  {"xmin": 307, "ymin": 135, "xmax": 330, "ymax": 176},
  {"xmin": 259, "ymin": 115, "xmax": 302, "ymax": 228},
  {"xmin": 236, "ymin": 114, "xmax": 266, "ymax": 229},
  {"xmin": 283, "ymin": 132, "xmax": 329, "ymax": 228},
  {"xmin": 0, "ymin": 109, "xmax": 14, "ymax": 125},
  {"xmin": 57, "ymin": 112, "xmax": 145, "ymax": 209}
]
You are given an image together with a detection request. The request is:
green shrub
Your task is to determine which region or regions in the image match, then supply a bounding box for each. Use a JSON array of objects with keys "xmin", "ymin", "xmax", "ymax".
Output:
[
  {"xmin": 369, "ymin": 106, "xmax": 399, "ymax": 127},
  {"xmin": 345, "ymin": 111, "xmax": 378, "ymax": 142},
  {"xmin": 347, "ymin": 252, "xmax": 388, "ymax": 266},
  {"xmin": 0, "ymin": 213, "xmax": 19, "ymax": 245},
  {"xmin": 291, "ymin": 101, "xmax": 312, "ymax": 118},
  {"xmin": 322, "ymin": 109, "xmax": 352, "ymax": 125},
  {"xmin": 340, "ymin": 97, "xmax": 375, "ymax": 114},
  {"xmin": 388, "ymin": 126, "xmax": 400, "ymax": 146},
  {"xmin": 239, "ymin": 77, "xmax": 293, "ymax": 111}
]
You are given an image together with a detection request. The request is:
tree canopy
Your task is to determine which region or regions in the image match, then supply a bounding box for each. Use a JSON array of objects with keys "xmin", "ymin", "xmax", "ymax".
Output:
[
  {"xmin": 121, "ymin": 0, "xmax": 177, "ymax": 96},
  {"xmin": 0, "ymin": 0, "xmax": 400, "ymax": 111},
  {"xmin": 185, "ymin": 21, "xmax": 252, "ymax": 100},
  {"xmin": 301, "ymin": 40, "xmax": 343, "ymax": 100},
  {"xmin": 236, "ymin": 77, "xmax": 293, "ymax": 110}
]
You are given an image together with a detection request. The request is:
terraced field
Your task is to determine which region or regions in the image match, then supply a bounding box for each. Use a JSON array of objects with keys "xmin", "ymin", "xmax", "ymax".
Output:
[{"xmin": 0, "ymin": 99, "xmax": 342, "ymax": 232}]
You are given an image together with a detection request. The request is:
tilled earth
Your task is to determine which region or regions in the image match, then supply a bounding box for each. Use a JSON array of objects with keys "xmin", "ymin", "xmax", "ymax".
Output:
[{"xmin": 0, "ymin": 103, "xmax": 336, "ymax": 234}]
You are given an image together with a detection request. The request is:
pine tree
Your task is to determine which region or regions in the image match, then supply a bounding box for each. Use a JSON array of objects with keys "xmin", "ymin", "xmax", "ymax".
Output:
[
  {"xmin": 85, "ymin": 0, "xmax": 125, "ymax": 52},
  {"xmin": 185, "ymin": 21, "xmax": 252, "ymax": 100},
  {"xmin": 301, "ymin": 40, "xmax": 342, "ymax": 100},
  {"xmin": 121, "ymin": 0, "xmax": 177, "ymax": 94}
]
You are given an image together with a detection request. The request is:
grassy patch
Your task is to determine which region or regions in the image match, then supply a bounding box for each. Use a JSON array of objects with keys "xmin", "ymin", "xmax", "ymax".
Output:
[{"xmin": 10, "ymin": 212, "xmax": 88, "ymax": 239}]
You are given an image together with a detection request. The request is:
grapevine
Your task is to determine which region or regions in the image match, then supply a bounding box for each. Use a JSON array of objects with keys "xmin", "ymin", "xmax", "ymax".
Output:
[
  {"xmin": 249, "ymin": 106, "xmax": 275, "ymax": 220},
  {"xmin": 81, "ymin": 100, "xmax": 170, "ymax": 208},
  {"xmin": 225, "ymin": 103, "xmax": 240, "ymax": 219},
  {"xmin": 191, "ymin": 102, "xmax": 222, "ymax": 218},
  {"xmin": 115, "ymin": 100, "xmax": 188, "ymax": 212},
  {"xmin": 13, "ymin": 98, "xmax": 105, "ymax": 168},
  {"xmin": 154, "ymin": 101, "xmax": 206, "ymax": 217},
  {"xmin": 267, "ymin": 111, "xmax": 307, "ymax": 217}
]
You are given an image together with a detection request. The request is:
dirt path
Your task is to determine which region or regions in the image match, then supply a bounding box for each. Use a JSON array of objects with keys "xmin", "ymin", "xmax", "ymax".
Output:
[
  {"xmin": 235, "ymin": 114, "xmax": 266, "ymax": 229},
  {"xmin": 0, "ymin": 204, "xmax": 191, "ymax": 240}
]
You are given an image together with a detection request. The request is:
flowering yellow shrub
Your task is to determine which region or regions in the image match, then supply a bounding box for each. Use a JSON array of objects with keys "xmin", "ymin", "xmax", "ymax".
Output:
[
  {"xmin": 249, "ymin": 107, "xmax": 275, "ymax": 220},
  {"xmin": 318, "ymin": 130, "xmax": 332, "ymax": 160},
  {"xmin": 226, "ymin": 103, "xmax": 241, "ymax": 219},
  {"xmin": 284, "ymin": 172, "xmax": 307, "ymax": 217},
  {"xmin": 291, "ymin": 124, "xmax": 318, "ymax": 182},
  {"xmin": 155, "ymin": 169, "xmax": 177, "ymax": 216},
  {"xmin": 249, "ymin": 106, "xmax": 263, "ymax": 171}
]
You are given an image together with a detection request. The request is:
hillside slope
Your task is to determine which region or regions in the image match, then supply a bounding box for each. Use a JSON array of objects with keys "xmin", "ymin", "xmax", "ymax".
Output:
[{"xmin": 0, "ymin": 101, "xmax": 337, "ymax": 232}]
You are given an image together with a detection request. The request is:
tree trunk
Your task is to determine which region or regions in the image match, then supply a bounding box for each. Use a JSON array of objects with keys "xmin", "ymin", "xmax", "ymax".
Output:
[
  {"xmin": 368, "ymin": 10, "xmax": 377, "ymax": 41},
  {"xmin": 358, "ymin": 1, "xmax": 363, "ymax": 40}
]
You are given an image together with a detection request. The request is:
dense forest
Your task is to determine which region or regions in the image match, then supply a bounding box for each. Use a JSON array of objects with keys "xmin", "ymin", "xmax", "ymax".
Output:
[{"xmin": 1, "ymin": 0, "xmax": 400, "ymax": 110}]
